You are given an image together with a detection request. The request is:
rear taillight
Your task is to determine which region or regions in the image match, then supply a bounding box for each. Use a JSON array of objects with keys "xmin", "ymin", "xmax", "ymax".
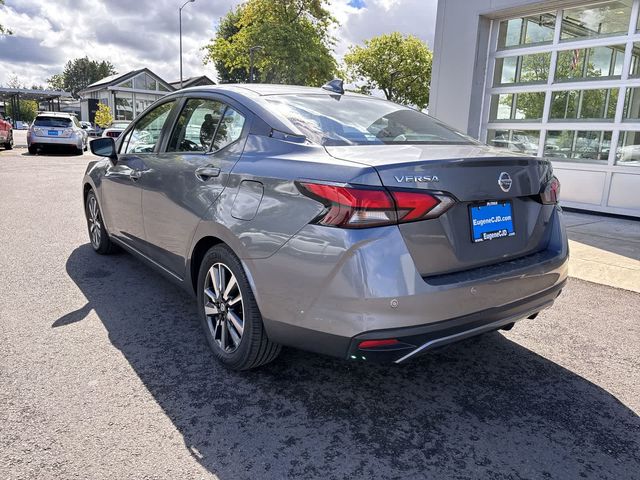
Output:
[
  {"xmin": 541, "ymin": 176, "xmax": 561, "ymax": 204},
  {"xmin": 296, "ymin": 181, "xmax": 455, "ymax": 228}
]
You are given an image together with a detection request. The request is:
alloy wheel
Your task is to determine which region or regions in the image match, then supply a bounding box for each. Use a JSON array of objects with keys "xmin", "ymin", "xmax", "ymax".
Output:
[
  {"xmin": 204, "ymin": 263, "xmax": 244, "ymax": 353},
  {"xmin": 87, "ymin": 195, "xmax": 102, "ymax": 249}
]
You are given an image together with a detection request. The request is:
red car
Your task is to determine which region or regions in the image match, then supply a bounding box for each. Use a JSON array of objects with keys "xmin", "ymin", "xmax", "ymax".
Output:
[{"xmin": 0, "ymin": 115, "xmax": 13, "ymax": 150}]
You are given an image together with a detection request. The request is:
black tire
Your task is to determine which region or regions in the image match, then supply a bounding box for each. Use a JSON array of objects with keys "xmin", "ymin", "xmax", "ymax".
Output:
[
  {"xmin": 85, "ymin": 190, "xmax": 116, "ymax": 255},
  {"xmin": 4, "ymin": 132, "xmax": 13, "ymax": 150},
  {"xmin": 28, "ymin": 145, "xmax": 37, "ymax": 155},
  {"xmin": 197, "ymin": 244, "xmax": 281, "ymax": 370}
]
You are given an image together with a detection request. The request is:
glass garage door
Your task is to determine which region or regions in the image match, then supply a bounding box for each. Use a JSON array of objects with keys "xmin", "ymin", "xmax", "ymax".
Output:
[{"xmin": 483, "ymin": 0, "xmax": 640, "ymax": 216}]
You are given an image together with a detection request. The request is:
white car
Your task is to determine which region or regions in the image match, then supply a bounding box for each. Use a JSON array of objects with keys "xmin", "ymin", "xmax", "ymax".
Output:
[
  {"xmin": 101, "ymin": 121, "xmax": 130, "ymax": 139},
  {"xmin": 27, "ymin": 112, "xmax": 88, "ymax": 155}
]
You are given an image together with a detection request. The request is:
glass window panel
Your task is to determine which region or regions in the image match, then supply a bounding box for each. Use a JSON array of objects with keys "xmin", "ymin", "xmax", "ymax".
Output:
[
  {"xmin": 497, "ymin": 13, "xmax": 556, "ymax": 49},
  {"xmin": 134, "ymin": 93, "xmax": 158, "ymax": 118},
  {"xmin": 167, "ymin": 99, "xmax": 226, "ymax": 152},
  {"xmin": 555, "ymin": 45, "xmax": 625, "ymax": 81},
  {"xmin": 628, "ymin": 43, "xmax": 640, "ymax": 76},
  {"xmin": 125, "ymin": 101, "xmax": 175, "ymax": 154},
  {"xmin": 487, "ymin": 129, "xmax": 540, "ymax": 155},
  {"xmin": 145, "ymin": 74, "xmax": 157, "ymax": 91},
  {"xmin": 213, "ymin": 108, "xmax": 246, "ymax": 151},
  {"xmin": 158, "ymin": 83, "xmax": 171, "ymax": 92},
  {"xmin": 623, "ymin": 87, "xmax": 640, "ymax": 119},
  {"xmin": 489, "ymin": 92, "xmax": 545, "ymax": 121},
  {"xmin": 545, "ymin": 130, "xmax": 611, "ymax": 163},
  {"xmin": 120, "ymin": 79, "xmax": 133, "ymax": 88},
  {"xmin": 115, "ymin": 92, "xmax": 133, "ymax": 121},
  {"xmin": 494, "ymin": 52, "xmax": 550, "ymax": 86},
  {"xmin": 560, "ymin": 1, "xmax": 632, "ymax": 41},
  {"xmin": 550, "ymin": 88, "xmax": 618, "ymax": 121},
  {"xmin": 616, "ymin": 131, "xmax": 640, "ymax": 165}
]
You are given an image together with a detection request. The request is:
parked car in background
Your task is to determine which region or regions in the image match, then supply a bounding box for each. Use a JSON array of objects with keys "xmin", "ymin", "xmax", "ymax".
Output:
[
  {"xmin": 84, "ymin": 83, "xmax": 568, "ymax": 370},
  {"xmin": 0, "ymin": 114, "xmax": 13, "ymax": 150},
  {"xmin": 27, "ymin": 112, "xmax": 88, "ymax": 155},
  {"xmin": 80, "ymin": 121, "xmax": 99, "ymax": 138},
  {"xmin": 101, "ymin": 121, "xmax": 130, "ymax": 139}
]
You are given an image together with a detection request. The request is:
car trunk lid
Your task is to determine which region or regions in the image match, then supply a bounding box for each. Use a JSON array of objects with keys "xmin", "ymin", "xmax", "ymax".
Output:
[{"xmin": 325, "ymin": 144, "xmax": 556, "ymax": 277}]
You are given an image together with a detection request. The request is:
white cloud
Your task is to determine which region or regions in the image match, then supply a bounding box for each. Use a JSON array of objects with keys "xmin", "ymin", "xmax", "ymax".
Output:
[{"xmin": 0, "ymin": 0, "xmax": 437, "ymax": 87}]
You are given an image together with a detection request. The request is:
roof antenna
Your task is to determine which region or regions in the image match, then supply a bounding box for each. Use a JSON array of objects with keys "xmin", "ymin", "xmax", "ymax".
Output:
[{"xmin": 321, "ymin": 79, "xmax": 344, "ymax": 95}]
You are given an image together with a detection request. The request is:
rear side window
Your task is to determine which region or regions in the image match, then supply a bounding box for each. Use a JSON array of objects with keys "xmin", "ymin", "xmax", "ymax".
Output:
[
  {"xmin": 264, "ymin": 95, "xmax": 474, "ymax": 146},
  {"xmin": 124, "ymin": 101, "xmax": 175, "ymax": 154},
  {"xmin": 34, "ymin": 116, "xmax": 72, "ymax": 128},
  {"xmin": 167, "ymin": 99, "xmax": 226, "ymax": 152},
  {"xmin": 212, "ymin": 107, "xmax": 245, "ymax": 151}
]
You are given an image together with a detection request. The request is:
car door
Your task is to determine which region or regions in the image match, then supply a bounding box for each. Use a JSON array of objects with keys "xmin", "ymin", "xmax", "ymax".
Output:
[
  {"xmin": 139, "ymin": 95, "xmax": 250, "ymax": 277},
  {"xmin": 100, "ymin": 100, "xmax": 177, "ymax": 251}
]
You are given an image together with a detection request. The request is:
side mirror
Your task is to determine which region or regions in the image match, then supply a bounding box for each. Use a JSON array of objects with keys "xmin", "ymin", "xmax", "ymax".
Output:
[{"xmin": 90, "ymin": 137, "xmax": 117, "ymax": 161}]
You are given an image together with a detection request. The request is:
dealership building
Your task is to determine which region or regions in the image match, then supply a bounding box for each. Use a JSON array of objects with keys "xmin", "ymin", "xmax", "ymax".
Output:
[{"xmin": 431, "ymin": 0, "xmax": 640, "ymax": 217}]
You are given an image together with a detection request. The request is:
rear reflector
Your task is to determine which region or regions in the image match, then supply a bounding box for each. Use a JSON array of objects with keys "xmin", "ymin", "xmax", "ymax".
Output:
[
  {"xmin": 359, "ymin": 339, "xmax": 400, "ymax": 349},
  {"xmin": 296, "ymin": 182, "xmax": 455, "ymax": 228}
]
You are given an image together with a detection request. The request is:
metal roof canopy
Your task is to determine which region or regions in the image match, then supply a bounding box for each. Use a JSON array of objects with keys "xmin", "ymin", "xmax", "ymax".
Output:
[{"xmin": 0, "ymin": 87, "xmax": 72, "ymax": 125}]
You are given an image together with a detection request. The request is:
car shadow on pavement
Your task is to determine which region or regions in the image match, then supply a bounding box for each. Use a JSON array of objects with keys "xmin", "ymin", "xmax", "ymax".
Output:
[{"xmin": 58, "ymin": 244, "xmax": 640, "ymax": 480}]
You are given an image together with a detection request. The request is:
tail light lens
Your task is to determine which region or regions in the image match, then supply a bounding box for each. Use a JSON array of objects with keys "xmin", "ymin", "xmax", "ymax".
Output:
[
  {"xmin": 296, "ymin": 181, "xmax": 455, "ymax": 228},
  {"xmin": 541, "ymin": 176, "xmax": 561, "ymax": 204}
]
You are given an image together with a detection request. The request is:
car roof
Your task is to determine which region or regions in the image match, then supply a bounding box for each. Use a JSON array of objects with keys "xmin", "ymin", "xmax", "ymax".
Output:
[{"xmin": 36, "ymin": 111, "xmax": 75, "ymax": 118}]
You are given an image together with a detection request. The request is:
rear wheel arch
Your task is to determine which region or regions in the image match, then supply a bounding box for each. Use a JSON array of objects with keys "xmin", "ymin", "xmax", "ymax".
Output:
[{"xmin": 190, "ymin": 236, "xmax": 225, "ymax": 295}]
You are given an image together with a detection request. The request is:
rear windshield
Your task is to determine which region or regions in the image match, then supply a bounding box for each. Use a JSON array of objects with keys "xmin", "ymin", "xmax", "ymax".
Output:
[
  {"xmin": 264, "ymin": 95, "xmax": 475, "ymax": 146},
  {"xmin": 34, "ymin": 116, "xmax": 72, "ymax": 128}
]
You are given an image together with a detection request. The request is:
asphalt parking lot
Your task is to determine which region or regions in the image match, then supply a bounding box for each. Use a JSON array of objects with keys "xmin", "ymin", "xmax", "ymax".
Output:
[{"xmin": 1, "ymin": 140, "xmax": 639, "ymax": 480}]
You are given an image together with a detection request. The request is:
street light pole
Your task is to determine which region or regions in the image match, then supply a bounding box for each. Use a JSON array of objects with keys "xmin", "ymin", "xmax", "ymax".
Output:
[
  {"xmin": 179, "ymin": 0, "xmax": 196, "ymax": 89},
  {"xmin": 249, "ymin": 46, "xmax": 264, "ymax": 83}
]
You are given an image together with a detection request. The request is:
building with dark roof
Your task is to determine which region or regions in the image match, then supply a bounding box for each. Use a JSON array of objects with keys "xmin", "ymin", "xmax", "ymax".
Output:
[
  {"xmin": 169, "ymin": 75, "xmax": 216, "ymax": 89},
  {"xmin": 77, "ymin": 68, "xmax": 175, "ymax": 124}
]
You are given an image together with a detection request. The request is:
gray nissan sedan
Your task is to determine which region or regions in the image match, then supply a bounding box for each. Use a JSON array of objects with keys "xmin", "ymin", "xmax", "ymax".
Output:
[{"xmin": 84, "ymin": 82, "xmax": 568, "ymax": 370}]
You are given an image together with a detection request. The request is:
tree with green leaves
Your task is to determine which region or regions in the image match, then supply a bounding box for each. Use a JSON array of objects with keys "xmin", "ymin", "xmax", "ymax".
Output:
[
  {"xmin": 47, "ymin": 57, "xmax": 117, "ymax": 97},
  {"xmin": 0, "ymin": 0, "xmax": 12, "ymax": 36},
  {"xmin": 211, "ymin": 7, "xmax": 249, "ymax": 83},
  {"xmin": 94, "ymin": 103, "xmax": 113, "ymax": 128},
  {"xmin": 204, "ymin": 0, "xmax": 337, "ymax": 86},
  {"xmin": 344, "ymin": 32, "xmax": 433, "ymax": 109}
]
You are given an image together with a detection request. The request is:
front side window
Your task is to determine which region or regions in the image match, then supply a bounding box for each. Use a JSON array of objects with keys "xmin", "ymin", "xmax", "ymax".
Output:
[
  {"xmin": 124, "ymin": 101, "xmax": 175, "ymax": 154},
  {"xmin": 167, "ymin": 99, "xmax": 227, "ymax": 152},
  {"xmin": 264, "ymin": 95, "xmax": 473, "ymax": 146}
]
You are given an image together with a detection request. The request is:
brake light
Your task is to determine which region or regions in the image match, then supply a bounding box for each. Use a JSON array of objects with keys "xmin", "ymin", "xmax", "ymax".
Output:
[
  {"xmin": 541, "ymin": 176, "xmax": 561, "ymax": 204},
  {"xmin": 296, "ymin": 182, "xmax": 455, "ymax": 228},
  {"xmin": 359, "ymin": 339, "xmax": 400, "ymax": 349}
]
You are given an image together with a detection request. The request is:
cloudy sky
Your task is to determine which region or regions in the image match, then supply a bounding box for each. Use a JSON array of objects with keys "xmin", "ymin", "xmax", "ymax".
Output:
[{"xmin": 0, "ymin": 0, "xmax": 437, "ymax": 88}]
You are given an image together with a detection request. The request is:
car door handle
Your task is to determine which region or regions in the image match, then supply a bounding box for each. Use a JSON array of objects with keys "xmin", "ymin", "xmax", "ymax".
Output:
[
  {"xmin": 129, "ymin": 169, "xmax": 143, "ymax": 181},
  {"xmin": 195, "ymin": 166, "xmax": 221, "ymax": 181}
]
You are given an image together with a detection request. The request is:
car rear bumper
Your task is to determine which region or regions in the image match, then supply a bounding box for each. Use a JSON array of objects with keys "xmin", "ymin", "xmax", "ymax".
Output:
[
  {"xmin": 248, "ymin": 206, "xmax": 569, "ymax": 361},
  {"xmin": 28, "ymin": 135, "xmax": 83, "ymax": 148},
  {"xmin": 347, "ymin": 279, "xmax": 564, "ymax": 362}
]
